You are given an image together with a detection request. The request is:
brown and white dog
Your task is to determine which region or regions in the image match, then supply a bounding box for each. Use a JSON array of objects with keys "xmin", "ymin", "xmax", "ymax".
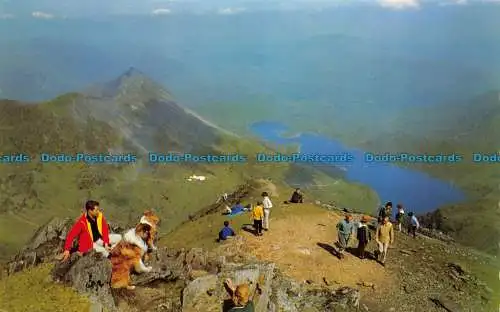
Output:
[
  {"xmin": 110, "ymin": 223, "xmax": 153, "ymax": 290},
  {"xmin": 139, "ymin": 210, "xmax": 160, "ymax": 260},
  {"xmin": 140, "ymin": 211, "xmax": 160, "ymax": 250}
]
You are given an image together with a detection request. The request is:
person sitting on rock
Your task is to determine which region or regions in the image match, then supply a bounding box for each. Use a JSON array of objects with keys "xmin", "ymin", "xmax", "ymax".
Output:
[
  {"xmin": 224, "ymin": 278, "xmax": 261, "ymax": 312},
  {"xmin": 218, "ymin": 221, "xmax": 236, "ymax": 242},
  {"xmin": 61, "ymin": 200, "xmax": 121, "ymax": 261},
  {"xmin": 289, "ymin": 188, "xmax": 303, "ymax": 203}
]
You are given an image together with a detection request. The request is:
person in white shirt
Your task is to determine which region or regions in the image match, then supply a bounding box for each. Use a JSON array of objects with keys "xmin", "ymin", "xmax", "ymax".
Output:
[
  {"xmin": 407, "ymin": 212, "xmax": 420, "ymax": 238},
  {"xmin": 395, "ymin": 204, "xmax": 405, "ymax": 232},
  {"xmin": 261, "ymin": 192, "xmax": 273, "ymax": 231}
]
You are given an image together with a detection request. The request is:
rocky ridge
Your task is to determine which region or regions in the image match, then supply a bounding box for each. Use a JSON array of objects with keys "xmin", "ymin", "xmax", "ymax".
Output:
[{"xmin": 4, "ymin": 217, "xmax": 361, "ymax": 312}]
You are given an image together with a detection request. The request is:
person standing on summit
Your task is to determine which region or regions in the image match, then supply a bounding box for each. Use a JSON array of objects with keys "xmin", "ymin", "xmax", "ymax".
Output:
[
  {"xmin": 261, "ymin": 192, "xmax": 273, "ymax": 231},
  {"xmin": 61, "ymin": 200, "xmax": 121, "ymax": 261},
  {"xmin": 378, "ymin": 201, "xmax": 393, "ymax": 223},
  {"xmin": 375, "ymin": 216, "xmax": 394, "ymax": 266},
  {"xmin": 407, "ymin": 212, "xmax": 420, "ymax": 238},
  {"xmin": 336, "ymin": 214, "xmax": 354, "ymax": 258}
]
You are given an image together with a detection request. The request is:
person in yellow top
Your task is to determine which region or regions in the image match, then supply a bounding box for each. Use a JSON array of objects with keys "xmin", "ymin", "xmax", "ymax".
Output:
[
  {"xmin": 375, "ymin": 216, "xmax": 394, "ymax": 266},
  {"xmin": 252, "ymin": 201, "xmax": 264, "ymax": 236}
]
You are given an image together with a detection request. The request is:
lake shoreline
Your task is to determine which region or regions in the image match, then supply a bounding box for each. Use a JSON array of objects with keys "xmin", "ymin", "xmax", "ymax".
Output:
[{"xmin": 251, "ymin": 120, "xmax": 466, "ymax": 214}]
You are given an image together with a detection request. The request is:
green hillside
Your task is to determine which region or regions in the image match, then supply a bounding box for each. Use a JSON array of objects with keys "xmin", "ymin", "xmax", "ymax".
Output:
[{"xmin": 0, "ymin": 71, "xmax": 379, "ymax": 260}]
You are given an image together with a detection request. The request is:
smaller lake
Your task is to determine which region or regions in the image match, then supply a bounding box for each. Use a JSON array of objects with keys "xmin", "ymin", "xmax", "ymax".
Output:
[{"xmin": 251, "ymin": 121, "xmax": 466, "ymax": 214}]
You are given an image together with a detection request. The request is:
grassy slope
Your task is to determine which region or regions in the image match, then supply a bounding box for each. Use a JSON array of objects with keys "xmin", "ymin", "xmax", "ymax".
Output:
[
  {"xmin": 0, "ymin": 263, "xmax": 91, "ymax": 312},
  {"xmin": 0, "ymin": 94, "xmax": 378, "ymax": 260}
]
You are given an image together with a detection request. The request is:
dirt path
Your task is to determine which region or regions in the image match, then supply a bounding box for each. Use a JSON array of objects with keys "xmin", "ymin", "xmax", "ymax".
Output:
[{"xmin": 235, "ymin": 209, "xmax": 395, "ymax": 299}]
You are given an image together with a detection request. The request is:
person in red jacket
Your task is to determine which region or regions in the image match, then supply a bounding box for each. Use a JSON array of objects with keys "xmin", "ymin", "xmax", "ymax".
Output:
[{"xmin": 61, "ymin": 200, "xmax": 121, "ymax": 261}]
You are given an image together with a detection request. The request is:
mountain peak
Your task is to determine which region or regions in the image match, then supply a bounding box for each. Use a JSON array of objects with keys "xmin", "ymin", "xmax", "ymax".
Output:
[
  {"xmin": 121, "ymin": 66, "xmax": 144, "ymax": 78},
  {"xmin": 84, "ymin": 68, "xmax": 170, "ymax": 101}
]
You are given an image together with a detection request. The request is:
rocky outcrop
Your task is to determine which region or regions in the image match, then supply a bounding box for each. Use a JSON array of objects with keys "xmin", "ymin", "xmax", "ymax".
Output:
[
  {"xmin": 52, "ymin": 251, "xmax": 115, "ymax": 311},
  {"xmin": 7, "ymin": 217, "xmax": 74, "ymax": 274},
  {"xmin": 181, "ymin": 260, "xmax": 360, "ymax": 312},
  {"xmin": 6, "ymin": 217, "xmax": 127, "ymax": 275},
  {"xmin": 6, "ymin": 218, "xmax": 362, "ymax": 312}
]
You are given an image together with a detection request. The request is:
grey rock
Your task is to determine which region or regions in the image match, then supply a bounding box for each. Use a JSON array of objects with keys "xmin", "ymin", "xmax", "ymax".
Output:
[
  {"xmin": 54, "ymin": 251, "xmax": 115, "ymax": 311},
  {"xmin": 327, "ymin": 287, "xmax": 360, "ymax": 309},
  {"xmin": 182, "ymin": 274, "xmax": 218, "ymax": 309},
  {"xmin": 430, "ymin": 295, "xmax": 461, "ymax": 312},
  {"xmin": 7, "ymin": 217, "xmax": 74, "ymax": 274}
]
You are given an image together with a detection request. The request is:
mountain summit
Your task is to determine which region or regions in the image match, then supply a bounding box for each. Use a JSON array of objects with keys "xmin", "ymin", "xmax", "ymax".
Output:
[{"xmin": 76, "ymin": 69, "xmax": 220, "ymax": 153}]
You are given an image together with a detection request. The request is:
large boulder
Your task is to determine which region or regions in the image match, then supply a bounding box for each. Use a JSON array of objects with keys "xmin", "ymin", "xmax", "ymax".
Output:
[
  {"xmin": 52, "ymin": 251, "xmax": 116, "ymax": 311},
  {"xmin": 7, "ymin": 217, "xmax": 74, "ymax": 274}
]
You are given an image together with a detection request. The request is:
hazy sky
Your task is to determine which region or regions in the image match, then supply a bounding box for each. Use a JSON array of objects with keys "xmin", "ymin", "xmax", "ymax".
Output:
[{"xmin": 1, "ymin": 0, "xmax": 498, "ymax": 19}]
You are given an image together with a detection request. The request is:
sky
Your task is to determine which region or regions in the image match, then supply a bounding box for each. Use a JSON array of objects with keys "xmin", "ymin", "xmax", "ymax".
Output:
[{"xmin": 0, "ymin": 0, "xmax": 499, "ymax": 19}]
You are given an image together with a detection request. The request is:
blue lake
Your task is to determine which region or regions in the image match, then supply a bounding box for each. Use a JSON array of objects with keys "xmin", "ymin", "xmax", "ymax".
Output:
[{"xmin": 251, "ymin": 121, "xmax": 466, "ymax": 214}]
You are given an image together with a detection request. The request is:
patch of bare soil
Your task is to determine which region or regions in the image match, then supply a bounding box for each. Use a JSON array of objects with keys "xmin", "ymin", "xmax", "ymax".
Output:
[{"xmin": 233, "ymin": 209, "xmax": 394, "ymax": 299}]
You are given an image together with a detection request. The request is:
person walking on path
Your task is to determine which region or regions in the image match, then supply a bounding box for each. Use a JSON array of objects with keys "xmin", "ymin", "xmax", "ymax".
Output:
[
  {"xmin": 395, "ymin": 204, "xmax": 405, "ymax": 232},
  {"xmin": 252, "ymin": 202, "xmax": 264, "ymax": 236},
  {"xmin": 336, "ymin": 214, "xmax": 354, "ymax": 258},
  {"xmin": 375, "ymin": 216, "xmax": 394, "ymax": 266},
  {"xmin": 407, "ymin": 212, "xmax": 420, "ymax": 238},
  {"xmin": 356, "ymin": 215, "xmax": 372, "ymax": 259},
  {"xmin": 378, "ymin": 201, "xmax": 393, "ymax": 223},
  {"xmin": 261, "ymin": 192, "xmax": 273, "ymax": 231}
]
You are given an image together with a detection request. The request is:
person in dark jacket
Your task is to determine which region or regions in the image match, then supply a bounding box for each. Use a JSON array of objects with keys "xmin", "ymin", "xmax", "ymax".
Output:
[
  {"xmin": 289, "ymin": 188, "xmax": 303, "ymax": 203},
  {"xmin": 356, "ymin": 215, "xmax": 372, "ymax": 259},
  {"xmin": 218, "ymin": 220, "xmax": 235, "ymax": 241},
  {"xmin": 378, "ymin": 201, "xmax": 392, "ymax": 223}
]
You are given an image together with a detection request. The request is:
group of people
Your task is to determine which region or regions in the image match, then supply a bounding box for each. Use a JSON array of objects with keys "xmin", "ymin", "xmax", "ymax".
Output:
[
  {"xmin": 218, "ymin": 188, "xmax": 305, "ymax": 241},
  {"xmin": 59, "ymin": 191, "xmax": 426, "ymax": 311},
  {"xmin": 378, "ymin": 201, "xmax": 420, "ymax": 237},
  {"xmin": 219, "ymin": 191, "xmax": 275, "ymax": 241},
  {"xmin": 336, "ymin": 201, "xmax": 421, "ymax": 266}
]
